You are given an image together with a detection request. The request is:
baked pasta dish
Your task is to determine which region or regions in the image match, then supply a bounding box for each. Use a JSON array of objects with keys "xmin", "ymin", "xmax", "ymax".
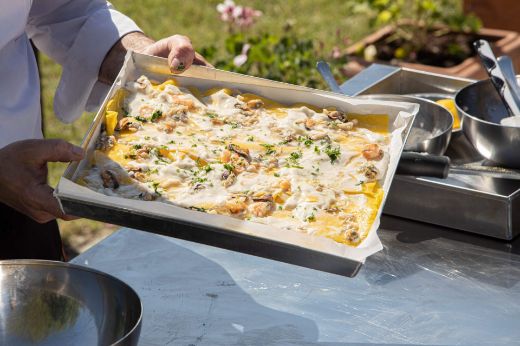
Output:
[{"xmin": 80, "ymin": 76, "xmax": 391, "ymax": 247}]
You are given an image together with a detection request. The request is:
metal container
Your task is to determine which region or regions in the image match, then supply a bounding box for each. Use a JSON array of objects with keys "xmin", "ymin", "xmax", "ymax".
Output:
[
  {"xmin": 0, "ymin": 260, "xmax": 142, "ymax": 346},
  {"xmin": 456, "ymin": 78, "xmax": 520, "ymax": 168},
  {"xmin": 341, "ymin": 63, "xmax": 520, "ymax": 240},
  {"xmin": 55, "ymin": 52, "xmax": 417, "ymax": 277},
  {"xmin": 359, "ymin": 94, "xmax": 453, "ymax": 155}
]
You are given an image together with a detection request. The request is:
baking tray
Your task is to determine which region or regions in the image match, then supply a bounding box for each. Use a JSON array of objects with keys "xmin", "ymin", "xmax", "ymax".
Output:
[
  {"xmin": 341, "ymin": 64, "xmax": 520, "ymax": 240},
  {"xmin": 56, "ymin": 52, "xmax": 417, "ymax": 277}
]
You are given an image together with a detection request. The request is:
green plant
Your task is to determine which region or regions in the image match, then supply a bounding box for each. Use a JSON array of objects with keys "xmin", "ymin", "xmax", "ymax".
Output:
[
  {"xmin": 349, "ymin": 0, "xmax": 482, "ymax": 61},
  {"xmin": 201, "ymin": 32, "xmax": 346, "ymax": 89}
]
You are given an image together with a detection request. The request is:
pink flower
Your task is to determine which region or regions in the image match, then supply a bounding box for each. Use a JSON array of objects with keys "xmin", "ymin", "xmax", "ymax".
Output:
[
  {"xmin": 233, "ymin": 43, "xmax": 251, "ymax": 67},
  {"xmin": 217, "ymin": 1, "xmax": 262, "ymax": 29},
  {"xmin": 217, "ymin": 0, "xmax": 236, "ymax": 22}
]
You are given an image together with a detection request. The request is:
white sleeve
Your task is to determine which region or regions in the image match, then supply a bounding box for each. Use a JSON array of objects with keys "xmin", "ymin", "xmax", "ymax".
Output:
[{"xmin": 26, "ymin": 1, "xmax": 142, "ymax": 123}]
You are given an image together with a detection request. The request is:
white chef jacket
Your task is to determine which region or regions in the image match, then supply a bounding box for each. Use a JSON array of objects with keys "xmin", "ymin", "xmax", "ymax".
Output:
[{"xmin": 0, "ymin": 0, "xmax": 141, "ymax": 149}]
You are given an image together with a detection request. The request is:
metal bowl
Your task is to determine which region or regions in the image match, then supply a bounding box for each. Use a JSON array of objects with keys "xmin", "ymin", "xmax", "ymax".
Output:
[
  {"xmin": 0, "ymin": 260, "xmax": 142, "ymax": 345},
  {"xmin": 360, "ymin": 94, "xmax": 453, "ymax": 155},
  {"xmin": 455, "ymin": 79, "xmax": 520, "ymax": 168}
]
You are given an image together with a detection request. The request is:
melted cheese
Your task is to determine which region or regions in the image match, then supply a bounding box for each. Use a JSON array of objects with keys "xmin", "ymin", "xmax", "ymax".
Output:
[{"xmin": 82, "ymin": 76, "xmax": 392, "ymax": 247}]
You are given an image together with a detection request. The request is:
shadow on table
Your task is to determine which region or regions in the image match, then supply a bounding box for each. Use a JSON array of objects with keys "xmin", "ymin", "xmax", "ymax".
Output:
[
  {"xmin": 363, "ymin": 215, "xmax": 520, "ymax": 289},
  {"xmin": 77, "ymin": 229, "xmax": 430, "ymax": 346}
]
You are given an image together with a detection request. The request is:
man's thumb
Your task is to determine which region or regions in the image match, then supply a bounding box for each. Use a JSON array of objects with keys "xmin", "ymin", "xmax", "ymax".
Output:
[{"xmin": 31, "ymin": 139, "xmax": 84, "ymax": 163}]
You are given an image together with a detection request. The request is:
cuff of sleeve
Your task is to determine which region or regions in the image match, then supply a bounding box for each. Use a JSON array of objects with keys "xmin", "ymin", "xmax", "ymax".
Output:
[{"xmin": 54, "ymin": 8, "xmax": 141, "ymax": 123}]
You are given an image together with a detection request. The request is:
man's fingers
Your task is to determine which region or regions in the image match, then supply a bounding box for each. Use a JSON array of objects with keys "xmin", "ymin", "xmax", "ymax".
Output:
[
  {"xmin": 31, "ymin": 184, "xmax": 66, "ymax": 222},
  {"xmin": 61, "ymin": 214, "xmax": 80, "ymax": 221},
  {"xmin": 167, "ymin": 35, "xmax": 195, "ymax": 73},
  {"xmin": 25, "ymin": 139, "xmax": 84, "ymax": 164}
]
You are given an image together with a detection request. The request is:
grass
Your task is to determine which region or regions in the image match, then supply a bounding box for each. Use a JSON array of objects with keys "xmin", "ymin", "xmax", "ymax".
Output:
[{"xmin": 40, "ymin": 0, "xmax": 462, "ymax": 253}]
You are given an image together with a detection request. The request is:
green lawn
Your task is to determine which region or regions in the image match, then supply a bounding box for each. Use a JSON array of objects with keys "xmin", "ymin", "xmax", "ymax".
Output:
[{"xmin": 40, "ymin": 0, "xmax": 462, "ymax": 252}]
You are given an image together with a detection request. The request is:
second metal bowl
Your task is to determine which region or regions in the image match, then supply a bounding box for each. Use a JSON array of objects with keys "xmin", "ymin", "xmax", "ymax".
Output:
[{"xmin": 455, "ymin": 78, "xmax": 520, "ymax": 168}]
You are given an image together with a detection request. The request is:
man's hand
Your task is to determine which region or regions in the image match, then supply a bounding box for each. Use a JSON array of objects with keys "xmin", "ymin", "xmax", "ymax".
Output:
[
  {"xmin": 140, "ymin": 35, "xmax": 212, "ymax": 72},
  {"xmin": 0, "ymin": 139, "xmax": 84, "ymax": 223},
  {"xmin": 99, "ymin": 32, "xmax": 212, "ymax": 84}
]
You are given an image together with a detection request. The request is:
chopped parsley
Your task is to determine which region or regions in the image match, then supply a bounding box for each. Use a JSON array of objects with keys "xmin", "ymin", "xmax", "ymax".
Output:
[
  {"xmin": 134, "ymin": 116, "xmax": 148, "ymax": 122},
  {"xmin": 151, "ymin": 110, "xmax": 163, "ymax": 122},
  {"xmin": 205, "ymin": 111, "xmax": 217, "ymax": 119},
  {"xmin": 202, "ymin": 165, "xmax": 213, "ymax": 173},
  {"xmin": 286, "ymin": 151, "xmax": 303, "ymax": 169},
  {"xmin": 324, "ymin": 145, "xmax": 341, "ymax": 163},
  {"xmin": 189, "ymin": 206, "xmax": 207, "ymax": 212},
  {"xmin": 223, "ymin": 163, "xmax": 235, "ymax": 172},
  {"xmin": 151, "ymin": 182, "xmax": 162, "ymax": 196},
  {"xmin": 192, "ymin": 177, "xmax": 208, "ymax": 184},
  {"xmin": 289, "ymin": 151, "xmax": 302, "ymax": 161},
  {"xmin": 274, "ymin": 172, "xmax": 280, "ymax": 177},
  {"xmin": 306, "ymin": 214, "xmax": 316, "ymax": 222},
  {"xmin": 247, "ymin": 135, "xmax": 255, "ymax": 142},
  {"xmin": 297, "ymin": 136, "xmax": 313, "ymax": 147},
  {"xmin": 122, "ymin": 108, "xmax": 129, "ymax": 117},
  {"xmin": 314, "ymin": 146, "xmax": 321, "ymax": 154},
  {"xmin": 260, "ymin": 143, "xmax": 276, "ymax": 155},
  {"xmin": 132, "ymin": 144, "xmax": 142, "ymax": 150}
]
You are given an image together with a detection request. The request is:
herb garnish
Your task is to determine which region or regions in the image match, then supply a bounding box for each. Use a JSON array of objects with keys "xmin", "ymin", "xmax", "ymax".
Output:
[
  {"xmin": 151, "ymin": 110, "xmax": 163, "ymax": 122},
  {"xmin": 223, "ymin": 163, "xmax": 235, "ymax": 172},
  {"xmin": 135, "ymin": 116, "xmax": 148, "ymax": 122},
  {"xmin": 260, "ymin": 143, "xmax": 276, "ymax": 155},
  {"xmin": 324, "ymin": 145, "xmax": 341, "ymax": 163}
]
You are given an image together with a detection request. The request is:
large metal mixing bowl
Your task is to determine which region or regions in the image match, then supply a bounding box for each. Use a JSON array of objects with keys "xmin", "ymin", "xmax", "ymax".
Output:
[
  {"xmin": 0, "ymin": 260, "xmax": 142, "ymax": 345},
  {"xmin": 455, "ymin": 79, "xmax": 520, "ymax": 168}
]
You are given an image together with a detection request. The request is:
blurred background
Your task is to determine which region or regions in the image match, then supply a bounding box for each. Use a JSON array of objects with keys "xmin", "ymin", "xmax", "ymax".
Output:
[{"xmin": 41, "ymin": 0, "xmax": 500, "ymax": 256}]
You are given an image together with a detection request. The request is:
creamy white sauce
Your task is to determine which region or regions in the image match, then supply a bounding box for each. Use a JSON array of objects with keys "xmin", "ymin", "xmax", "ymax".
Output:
[{"xmin": 83, "ymin": 76, "xmax": 392, "ymax": 245}]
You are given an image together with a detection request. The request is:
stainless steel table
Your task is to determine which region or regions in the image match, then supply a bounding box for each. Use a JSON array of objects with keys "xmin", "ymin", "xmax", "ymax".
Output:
[{"xmin": 72, "ymin": 216, "xmax": 520, "ymax": 346}]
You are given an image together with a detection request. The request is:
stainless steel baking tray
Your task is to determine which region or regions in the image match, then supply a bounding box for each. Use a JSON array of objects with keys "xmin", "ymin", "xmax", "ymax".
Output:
[
  {"xmin": 55, "ymin": 52, "xmax": 417, "ymax": 277},
  {"xmin": 342, "ymin": 64, "xmax": 520, "ymax": 240}
]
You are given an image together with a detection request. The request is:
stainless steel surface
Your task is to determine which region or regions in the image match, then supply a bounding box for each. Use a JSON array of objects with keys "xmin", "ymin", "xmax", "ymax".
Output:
[
  {"xmin": 340, "ymin": 63, "xmax": 473, "ymax": 96},
  {"xmin": 342, "ymin": 64, "xmax": 520, "ymax": 240},
  {"xmin": 315, "ymin": 61, "xmax": 342, "ymax": 94},
  {"xmin": 456, "ymin": 78, "xmax": 520, "ymax": 168},
  {"xmin": 358, "ymin": 94, "xmax": 453, "ymax": 155},
  {"xmin": 0, "ymin": 260, "xmax": 142, "ymax": 346},
  {"xmin": 474, "ymin": 40, "xmax": 520, "ymax": 115},
  {"xmin": 72, "ymin": 226, "xmax": 520, "ymax": 345},
  {"xmin": 449, "ymin": 163, "xmax": 520, "ymax": 180},
  {"xmin": 497, "ymin": 55, "xmax": 520, "ymax": 108},
  {"xmin": 407, "ymin": 92, "xmax": 452, "ymax": 101}
]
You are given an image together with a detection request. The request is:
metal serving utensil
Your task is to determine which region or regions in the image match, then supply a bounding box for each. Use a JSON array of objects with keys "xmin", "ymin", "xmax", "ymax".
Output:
[
  {"xmin": 316, "ymin": 61, "xmax": 343, "ymax": 94},
  {"xmin": 497, "ymin": 56, "xmax": 520, "ymax": 127},
  {"xmin": 473, "ymin": 39, "xmax": 520, "ymax": 116}
]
